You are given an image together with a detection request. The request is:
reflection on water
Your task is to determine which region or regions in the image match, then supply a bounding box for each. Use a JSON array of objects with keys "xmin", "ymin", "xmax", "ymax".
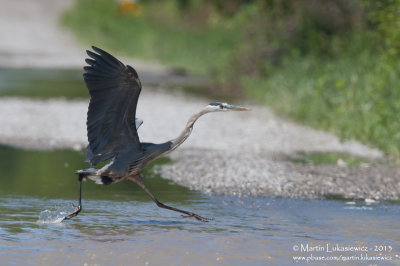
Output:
[
  {"xmin": 0, "ymin": 146, "xmax": 399, "ymax": 264},
  {"xmin": 0, "ymin": 145, "xmax": 194, "ymax": 202},
  {"xmin": 0, "ymin": 69, "xmax": 87, "ymax": 99}
]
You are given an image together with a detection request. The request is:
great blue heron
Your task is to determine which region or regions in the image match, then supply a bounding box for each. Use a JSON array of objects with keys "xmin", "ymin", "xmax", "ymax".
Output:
[{"xmin": 63, "ymin": 46, "xmax": 249, "ymax": 222}]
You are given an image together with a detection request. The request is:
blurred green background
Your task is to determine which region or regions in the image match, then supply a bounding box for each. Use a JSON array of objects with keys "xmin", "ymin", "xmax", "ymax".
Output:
[{"xmin": 63, "ymin": 0, "xmax": 400, "ymax": 159}]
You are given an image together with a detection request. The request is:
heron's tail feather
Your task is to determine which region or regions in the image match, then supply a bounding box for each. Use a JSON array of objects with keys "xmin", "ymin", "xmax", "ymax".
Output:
[
  {"xmin": 75, "ymin": 168, "xmax": 118, "ymax": 185},
  {"xmin": 75, "ymin": 168, "xmax": 97, "ymax": 175}
]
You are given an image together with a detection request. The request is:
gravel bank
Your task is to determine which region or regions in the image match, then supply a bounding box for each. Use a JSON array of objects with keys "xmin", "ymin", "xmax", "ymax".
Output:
[
  {"xmin": 0, "ymin": 93, "xmax": 383, "ymax": 157},
  {"xmin": 160, "ymin": 149, "xmax": 399, "ymax": 200},
  {"xmin": 1, "ymin": 93, "xmax": 398, "ymax": 200}
]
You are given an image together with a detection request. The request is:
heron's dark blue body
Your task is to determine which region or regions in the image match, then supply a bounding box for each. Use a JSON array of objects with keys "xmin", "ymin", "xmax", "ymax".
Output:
[{"xmin": 64, "ymin": 46, "xmax": 247, "ymax": 222}]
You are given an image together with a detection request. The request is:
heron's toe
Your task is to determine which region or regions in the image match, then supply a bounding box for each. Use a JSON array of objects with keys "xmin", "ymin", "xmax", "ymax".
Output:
[{"xmin": 181, "ymin": 213, "xmax": 212, "ymax": 223}]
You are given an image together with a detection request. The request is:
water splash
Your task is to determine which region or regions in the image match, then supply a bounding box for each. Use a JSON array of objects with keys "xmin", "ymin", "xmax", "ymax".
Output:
[{"xmin": 37, "ymin": 204, "xmax": 75, "ymax": 224}]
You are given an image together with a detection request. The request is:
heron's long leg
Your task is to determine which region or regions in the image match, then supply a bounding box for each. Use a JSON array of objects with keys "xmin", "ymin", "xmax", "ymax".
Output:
[
  {"xmin": 63, "ymin": 174, "xmax": 84, "ymax": 220},
  {"xmin": 129, "ymin": 175, "xmax": 211, "ymax": 222}
]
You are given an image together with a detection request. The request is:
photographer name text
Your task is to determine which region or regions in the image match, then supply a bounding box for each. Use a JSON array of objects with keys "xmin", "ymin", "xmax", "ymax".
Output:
[{"xmin": 294, "ymin": 243, "xmax": 392, "ymax": 253}]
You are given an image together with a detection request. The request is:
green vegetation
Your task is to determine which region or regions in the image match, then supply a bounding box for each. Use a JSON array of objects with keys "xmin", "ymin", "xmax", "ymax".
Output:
[
  {"xmin": 62, "ymin": 0, "xmax": 239, "ymax": 76},
  {"xmin": 62, "ymin": 0, "xmax": 400, "ymax": 158},
  {"xmin": 246, "ymin": 54, "xmax": 400, "ymax": 158},
  {"xmin": 289, "ymin": 152, "xmax": 373, "ymax": 167}
]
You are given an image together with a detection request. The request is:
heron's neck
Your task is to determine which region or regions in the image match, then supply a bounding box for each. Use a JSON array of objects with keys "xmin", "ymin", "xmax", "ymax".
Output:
[{"xmin": 169, "ymin": 108, "xmax": 209, "ymax": 151}]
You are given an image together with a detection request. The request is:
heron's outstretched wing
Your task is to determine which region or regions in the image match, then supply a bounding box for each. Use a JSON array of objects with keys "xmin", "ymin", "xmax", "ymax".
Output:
[{"xmin": 83, "ymin": 46, "xmax": 143, "ymax": 166}]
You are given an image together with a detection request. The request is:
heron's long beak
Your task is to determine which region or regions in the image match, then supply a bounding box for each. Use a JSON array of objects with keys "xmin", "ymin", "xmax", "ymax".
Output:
[{"xmin": 226, "ymin": 104, "xmax": 250, "ymax": 111}]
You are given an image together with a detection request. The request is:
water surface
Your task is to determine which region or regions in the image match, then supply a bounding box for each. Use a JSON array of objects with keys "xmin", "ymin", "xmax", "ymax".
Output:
[
  {"xmin": 0, "ymin": 68, "xmax": 205, "ymax": 99},
  {"xmin": 0, "ymin": 69, "xmax": 86, "ymax": 99},
  {"xmin": 0, "ymin": 146, "xmax": 399, "ymax": 265}
]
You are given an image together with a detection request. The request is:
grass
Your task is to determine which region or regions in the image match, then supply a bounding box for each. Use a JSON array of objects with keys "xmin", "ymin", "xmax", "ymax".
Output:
[
  {"xmin": 62, "ymin": 0, "xmax": 239, "ymax": 76},
  {"xmin": 289, "ymin": 152, "xmax": 373, "ymax": 167},
  {"xmin": 245, "ymin": 54, "xmax": 400, "ymax": 158},
  {"xmin": 62, "ymin": 0, "xmax": 400, "ymax": 159}
]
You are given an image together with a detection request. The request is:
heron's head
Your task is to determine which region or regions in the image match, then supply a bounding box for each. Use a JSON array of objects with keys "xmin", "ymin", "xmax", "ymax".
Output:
[{"xmin": 205, "ymin": 102, "xmax": 250, "ymax": 112}]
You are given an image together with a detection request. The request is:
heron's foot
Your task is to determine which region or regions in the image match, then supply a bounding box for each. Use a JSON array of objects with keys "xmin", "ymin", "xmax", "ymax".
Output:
[
  {"xmin": 181, "ymin": 213, "xmax": 212, "ymax": 223},
  {"xmin": 63, "ymin": 203, "xmax": 82, "ymax": 220}
]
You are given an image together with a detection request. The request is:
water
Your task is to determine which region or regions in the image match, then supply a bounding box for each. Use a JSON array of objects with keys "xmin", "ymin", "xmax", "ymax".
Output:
[
  {"xmin": 0, "ymin": 69, "xmax": 399, "ymax": 265},
  {"xmin": 0, "ymin": 69, "xmax": 87, "ymax": 99},
  {"xmin": 0, "ymin": 68, "xmax": 206, "ymax": 99},
  {"xmin": 0, "ymin": 146, "xmax": 399, "ymax": 265}
]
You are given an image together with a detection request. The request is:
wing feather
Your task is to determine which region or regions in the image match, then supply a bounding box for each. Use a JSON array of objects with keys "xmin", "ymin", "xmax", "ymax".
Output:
[{"xmin": 83, "ymin": 46, "xmax": 143, "ymax": 166}]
